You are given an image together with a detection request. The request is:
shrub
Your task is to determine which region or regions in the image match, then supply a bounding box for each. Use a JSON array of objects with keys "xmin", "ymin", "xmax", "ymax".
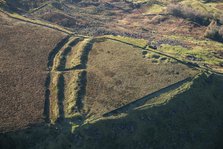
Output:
[
  {"xmin": 204, "ymin": 20, "xmax": 223, "ymax": 42},
  {"xmin": 204, "ymin": 20, "xmax": 219, "ymax": 38},
  {"xmin": 167, "ymin": 4, "xmax": 212, "ymax": 25}
]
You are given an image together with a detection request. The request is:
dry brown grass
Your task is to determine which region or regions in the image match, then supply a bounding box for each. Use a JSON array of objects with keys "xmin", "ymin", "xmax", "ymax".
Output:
[
  {"xmin": 20, "ymin": 0, "xmax": 206, "ymax": 41},
  {"xmin": 0, "ymin": 12, "xmax": 66, "ymax": 132},
  {"xmin": 167, "ymin": 4, "xmax": 212, "ymax": 25},
  {"xmin": 63, "ymin": 71, "xmax": 81, "ymax": 118},
  {"xmin": 84, "ymin": 39, "xmax": 198, "ymax": 118},
  {"xmin": 65, "ymin": 38, "xmax": 92, "ymax": 70}
]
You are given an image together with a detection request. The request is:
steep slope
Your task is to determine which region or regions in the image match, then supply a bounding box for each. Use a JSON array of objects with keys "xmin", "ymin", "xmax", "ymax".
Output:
[
  {"xmin": 73, "ymin": 73, "xmax": 223, "ymax": 149},
  {"xmin": 1, "ymin": 73, "xmax": 223, "ymax": 149}
]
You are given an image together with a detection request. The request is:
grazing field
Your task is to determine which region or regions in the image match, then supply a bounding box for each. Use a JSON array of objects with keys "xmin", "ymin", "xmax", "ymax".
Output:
[
  {"xmin": 0, "ymin": 12, "xmax": 66, "ymax": 132},
  {"xmin": 84, "ymin": 38, "xmax": 198, "ymax": 118}
]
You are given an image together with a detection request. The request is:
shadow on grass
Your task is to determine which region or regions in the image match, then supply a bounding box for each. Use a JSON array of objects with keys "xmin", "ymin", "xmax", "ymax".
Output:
[
  {"xmin": 76, "ymin": 71, "xmax": 87, "ymax": 113},
  {"xmin": 103, "ymin": 77, "xmax": 192, "ymax": 117},
  {"xmin": 43, "ymin": 73, "xmax": 51, "ymax": 123},
  {"xmin": 1, "ymin": 73, "xmax": 223, "ymax": 149},
  {"xmin": 47, "ymin": 36, "xmax": 70, "ymax": 70},
  {"xmin": 73, "ymin": 73, "xmax": 223, "ymax": 149},
  {"xmin": 58, "ymin": 38, "xmax": 81, "ymax": 71},
  {"xmin": 56, "ymin": 73, "xmax": 65, "ymax": 122}
]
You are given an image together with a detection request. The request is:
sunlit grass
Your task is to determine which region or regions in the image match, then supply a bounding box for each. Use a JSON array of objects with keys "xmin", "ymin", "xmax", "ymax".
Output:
[{"xmin": 103, "ymin": 35, "xmax": 148, "ymax": 48}]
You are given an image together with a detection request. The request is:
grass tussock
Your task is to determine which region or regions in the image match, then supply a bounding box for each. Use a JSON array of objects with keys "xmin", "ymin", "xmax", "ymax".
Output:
[
  {"xmin": 167, "ymin": 4, "xmax": 212, "ymax": 25},
  {"xmin": 204, "ymin": 20, "xmax": 223, "ymax": 42}
]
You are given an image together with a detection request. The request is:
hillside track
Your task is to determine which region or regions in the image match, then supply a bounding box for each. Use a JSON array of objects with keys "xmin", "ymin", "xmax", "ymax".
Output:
[
  {"xmin": 29, "ymin": 2, "xmax": 50, "ymax": 14},
  {"xmin": 52, "ymin": 37, "xmax": 82, "ymax": 71},
  {"xmin": 0, "ymin": 9, "xmax": 72, "ymax": 34},
  {"xmin": 104, "ymin": 37, "xmax": 201, "ymax": 69},
  {"xmin": 48, "ymin": 35, "xmax": 71, "ymax": 70}
]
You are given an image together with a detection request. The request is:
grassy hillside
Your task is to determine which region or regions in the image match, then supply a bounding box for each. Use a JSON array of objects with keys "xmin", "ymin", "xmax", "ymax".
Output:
[
  {"xmin": 84, "ymin": 38, "xmax": 197, "ymax": 118},
  {"xmin": 0, "ymin": 0, "xmax": 51, "ymax": 12},
  {"xmin": 1, "ymin": 73, "xmax": 223, "ymax": 149},
  {"xmin": 73, "ymin": 73, "xmax": 223, "ymax": 149},
  {"xmin": 0, "ymin": 0, "xmax": 223, "ymax": 148},
  {"xmin": 0, "ymin": 11, "xmax": 67, "ymax": 132}
]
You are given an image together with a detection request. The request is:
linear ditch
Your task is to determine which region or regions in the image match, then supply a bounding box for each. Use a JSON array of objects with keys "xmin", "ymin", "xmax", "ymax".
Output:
[
  {"xmin": 65, "ymin": 39, "xmax": 94, "ymax": 117},
  {"xmin": 44, "ymin": 36, "xmax": 74, "ymax": 123},
  {"xmin": 43, "ymin": 73, "xmax": 51, "ymax": 123},
  {"xmin": 45, "ymin": 36, "xmax": 94, "ymax": 123},
  {"xmin": 29, "ymin": 3, "xmax": 50, "ymax": 14},
  {"xmin": 47, "ymin": 35, "xmax": 71, "ymax": 70},
  {"xmin": 43, "ymin": 36, "xmax": 71, "ymax": 123},
  {"xmin": 105, "ymin": 37, "xmax": 201, "ymax": 69},
  {"xmin": 76, "ymin": 70, "xmax": 87, "ymax": 113},
  {"xmin": 103, "ymin": 77, "xmax": 192, "ymax": 117},
  {"xmin": 79, "ymin": 39, "xmax": 94, "ymax": 69},
  {"xmin": 57, "ymin": 38, "xmax": 82, "ymax": 71},
  {"xmin": 104, "ymin": 37, "xmax": 223, "ymax": 76},
  {"xmin": 56, "ymin": 73, "xmax": 65, "ymax": 122}
]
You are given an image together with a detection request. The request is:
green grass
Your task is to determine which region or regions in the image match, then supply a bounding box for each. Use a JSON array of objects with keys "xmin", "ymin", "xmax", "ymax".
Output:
[
  {"xmin": 143, "ymin": 4, "xmax": 165, "ymax": 15},
  {"xmin": 103, "ymin": 35, "xmax": 148, "ymax": 48},
  {"xmin": 63, "ymin": 71, "xmax": 80, "ymax": 118},
  {"xmin": 72, "ymin": 72, "xmax": 223, "ymax": 149},
  {"xmin": 50, "ymin": 72, "xmax": 60, "ymax": 124},
  {"xmin": 2, "ymin": 72, "xmax": 223, "ymax": 149},
  {"xmin": 66, "ymin": 38, "xmax": 92, "ymax": 69},
  {"xmin": 155, "ymin": 35, "xmax": 223, "ymax": 72},
  {"xmin": 145, "ymin": 52, "xmax": 170, "ymax": 64},
  {"xmin": 52, "ymin": 37, "xmax": 78, "ymax": 71},
  {"xmin": 101, "ymin": 34, "xmax": 223, "ymax": 72},
  {"xmin": 180, "ymin": 0, "xmax": 223, "ymax": 19}
]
